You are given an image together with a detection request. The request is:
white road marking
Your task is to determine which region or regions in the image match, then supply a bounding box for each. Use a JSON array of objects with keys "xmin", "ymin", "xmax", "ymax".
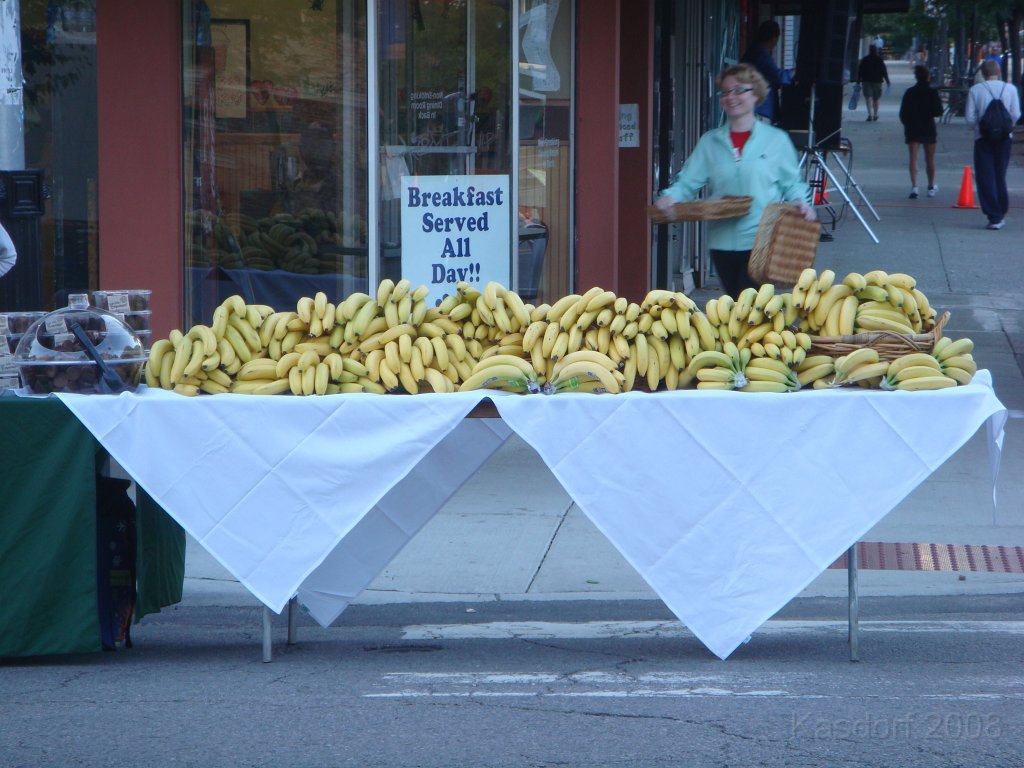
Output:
[{"xmin": 400, "ymin": 619, "xmax": 1024, "ymax": 641}]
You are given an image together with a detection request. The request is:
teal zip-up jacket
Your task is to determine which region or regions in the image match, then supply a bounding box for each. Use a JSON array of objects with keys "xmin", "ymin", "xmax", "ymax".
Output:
[{"xmin": 659, "ymin": 120, "xmax": 811, "ymax": 251}]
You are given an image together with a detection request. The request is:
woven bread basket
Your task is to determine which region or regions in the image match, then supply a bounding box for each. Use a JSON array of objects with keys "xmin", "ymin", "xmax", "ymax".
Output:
[
  {"xmin": 809, "ymin": 311, "xmax": 949, "ymax": 361},
  {"xmin": 747, "ymin": 203, "xmax": 820, "ymax": 285},
  {"xmin": 648, "ymin": 195, "xmax": 753, "ymax": 224}
]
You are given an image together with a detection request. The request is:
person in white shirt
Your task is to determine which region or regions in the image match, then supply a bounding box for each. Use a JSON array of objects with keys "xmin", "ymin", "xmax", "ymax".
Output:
[
  {"xmin": 965, "ymin": 59, "xmax": 1021, "ymax": 230},
  {"xmin": 0, "ymin": 223, "xmax": 16, "ymax": 277}
]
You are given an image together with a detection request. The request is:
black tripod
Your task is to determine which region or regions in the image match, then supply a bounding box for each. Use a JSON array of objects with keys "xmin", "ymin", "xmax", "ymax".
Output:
[{"xmin": 796, "ymin": 84, "xmax": 881, "ymax": 244}]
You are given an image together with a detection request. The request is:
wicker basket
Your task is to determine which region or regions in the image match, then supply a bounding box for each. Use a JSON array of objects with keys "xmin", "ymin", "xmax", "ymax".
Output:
[
  {"xmin": 747, "ymin": 203, "xmax": 820, "ymax": 285},
  {"xmin": 809, "ymin": 311, "xmax": 950, "ymax": 361},
  {"xmin": 648, "ymin": 195, "xmax": 753, "ymax": 224}
]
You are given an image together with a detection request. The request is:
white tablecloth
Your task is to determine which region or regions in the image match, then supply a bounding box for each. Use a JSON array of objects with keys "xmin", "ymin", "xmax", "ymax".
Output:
[{"xmin": 57, "ymin": 371, "xmax": 1006, "ymax": 659}]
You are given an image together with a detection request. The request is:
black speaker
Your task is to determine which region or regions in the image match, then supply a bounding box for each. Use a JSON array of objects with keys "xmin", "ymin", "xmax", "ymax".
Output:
[
  {"xmin": 795, "ymin": 0, "xmax": 855, "ymax": 86},
  {"xmin": 779, "ymin": 82, "xmax": 843, "ymax": 150}
]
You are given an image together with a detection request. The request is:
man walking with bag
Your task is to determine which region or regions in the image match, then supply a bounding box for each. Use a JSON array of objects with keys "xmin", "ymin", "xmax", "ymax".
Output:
[
  {"xmin": 966, "ymin": 60, "xmax": 1020, "ymax": 230},
  {"xmin": 856, "ymin": 45, "xmax": 889, "ymax": 122}
]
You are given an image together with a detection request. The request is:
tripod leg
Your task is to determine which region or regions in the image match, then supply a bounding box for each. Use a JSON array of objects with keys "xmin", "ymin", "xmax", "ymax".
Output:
[
  {"xmin": 815, "ymin": 152, "xmax": 879, "ymax": 243},
  {"xmin": 830, "ymin": 153, "xmax": 881, "ymax": 222}
]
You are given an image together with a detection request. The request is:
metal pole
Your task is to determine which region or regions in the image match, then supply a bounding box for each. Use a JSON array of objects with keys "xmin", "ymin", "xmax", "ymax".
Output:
[
  {"xmin": 262, "ymin": 606, "xmax": 273, "ymax": 663},
  {"xmin": 287, "ymin": 597, "xmax": 297, "ymax": 646},
  {"xmin": 812, "ymin": 150, "xmax": 880, "ymax": 243},
  {"xmin": 848, "ymin": 543, "xmax": 860, "ymax": 662},
  {"xmin": 827, "ymin": 151, "xmax": 881, "ymax": 221},
  {"xmin": 0, "ymin": 0, "xmax": 25, "ymax": 170}
]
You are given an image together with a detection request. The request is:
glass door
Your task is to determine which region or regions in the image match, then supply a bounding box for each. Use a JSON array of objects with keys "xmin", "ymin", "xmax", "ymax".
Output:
[{"xmin": 376, "ymin": 0, "xmax": 512, "ymax": 303}]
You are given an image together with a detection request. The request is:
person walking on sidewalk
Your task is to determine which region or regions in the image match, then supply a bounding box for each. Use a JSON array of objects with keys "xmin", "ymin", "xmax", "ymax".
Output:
[
  {"xmin": 857, "ymin": 45, "xmax": 890, "ymax": 121},
  {"xmin": 965, "ymin": 59, "xmax": 1021, "ymax": 230},
  {"xmin": 899, "ymin": 65, "xmax": 944, "ymax": 199},
  {"xmin": 654, "ymin": 63, "xmax": 814, "ymax": 298},
  {"xmin": 741, "ymin": 20, "xmax": 788, "ymax": 125}
]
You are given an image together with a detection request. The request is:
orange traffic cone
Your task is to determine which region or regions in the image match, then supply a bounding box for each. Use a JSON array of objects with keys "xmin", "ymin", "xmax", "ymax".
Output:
[{"xmin": 954, "ymin": 166, "xmax": 978, "ymax": 209}]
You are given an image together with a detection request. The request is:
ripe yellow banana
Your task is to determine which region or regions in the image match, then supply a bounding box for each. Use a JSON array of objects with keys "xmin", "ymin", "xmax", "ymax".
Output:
[
  {"xmin": 936, "ymin": 337, "xmax": 974, "ymax": 362},
  {"xmin": 895, "ymin": 375, "xmax": 957, "ymax": 391}
]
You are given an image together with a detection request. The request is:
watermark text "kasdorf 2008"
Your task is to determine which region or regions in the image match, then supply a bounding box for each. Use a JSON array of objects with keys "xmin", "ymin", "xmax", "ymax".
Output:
[{"xmin": 791, "ymin": 712, "xmax": 1002, "ymax": 740}]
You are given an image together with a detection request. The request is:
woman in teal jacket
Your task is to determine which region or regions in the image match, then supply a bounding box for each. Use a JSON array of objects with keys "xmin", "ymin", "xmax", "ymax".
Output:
[{"xmin": 655, "ymin": 63, "xmax": 814, "ymax": 297}]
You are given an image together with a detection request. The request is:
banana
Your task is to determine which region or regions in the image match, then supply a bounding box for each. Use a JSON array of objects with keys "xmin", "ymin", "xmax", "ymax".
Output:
[
  {"xmin": 482, "ymin": 280, "xmax": 506, "ymax": 310},
  {"xmin": 376, "ymin": 278, "xmax": 396, "ymax": 307},
  {"xmin": 446, "ymin": 333, "xmax": 468, "ymax": 362},
  {"xmin": 843, "ymin": 360, "xmax": 890, "ymax": 384},
  {"xmin": 504, "ymin": 290, "xmax": 532, "ymax": 327},
  {"xmin": 144, "ymin": 359, "xmax": 161, "ymax": 388},
  {"xmin": 762, "ymin": 294, "xmax": 785, "ymax": 318},
  {"xmin": 237, "ymin": 358, "xmax": 280, "ymax": 381},
  {"xmin": 198, "ymin": 379, "xmax": 230, "ymax": 395},
  {"xmin": 458, "ymin": 363, "xmax": 530, "ymax": 392},
  {"xmin": 797, "ymin": 362, "xmax": 834, "ymax": 387},
  {"xmin": 691, "ymin": 312, "xmax": 718, "ymax": 351},
  {"xmin": 685, "ymin": 349, "xmax": 735, "ymax": 375},
  {"xmin": 888, "ymin": 364, "xmax": 946, "ymax": 385},
  {"xmin": 298, "ymin": 349, "xmax": 321, "ymax": 372},
  {"xmin": 942, "ymin": 365, "xmax": 975, "ymax": 386},
  {"xmin": 222, "ymin": 294, "xmax": 246, "ymax": 317},
  {"xmin": 753, "ymin": 283, "xmax": 775, "ymax": 311},
  {"xmin": 474, "ymin": 354, "xmax": 538, "ymax": 380},
  {"xmin": 696, "ymin": 366, "xmax": 737, "ymax": 384},
  {"xmin": 740, "ymin": 380, "xmax": 790, "ymax": 393},
  {"xmin": 855, "ymin": 285, "xmax": 890, "ymax": 303},
  {"xmin": 887, "ymin": 352, "xmax": 942, "ymax": 376},
  {"xmin": 835, "ymin": 347, "xmax": 879, "ymax": 377},
  {"xmin": 886, "ymin": 272, "xmax": 917, "ymax": 290},
  {"xmin": 296, "ymin": 296, "xmax": 315, "ymax": 324},
  {"xmin": 842, "ymin": 272, "xmax": 868, "ymax": 291},
  {"xmin": 545, "ymin": 294, "xmax": 581, "ymax": 324},
  {"xmin": 705, "ymin": 299, "xmax": 721, "ymax": 327},
  {"xmin": 854, "ymin": 314, "xmax": 915, "ymax": 334},
  {"xmin": 390, "ymin": 278, "xmax": 412, "ymax": 305},
  {"xmin": 935, "ymin": 337, "xmax": 974, "ymax": 362},
  {"xmin": 746, "ymin": 356, "xmax": 793, "ymax": 377},
  {"xmin": 812, "ymin": 284, "xmax": 853, "ymax": 329},
  {"xmin": 552, "ymin": 361, "xmax": 622, "ymax": 393},
  {"xmin": 734, "ymin": 287, "xmax": 758, "ymax": 320},
  {"xmin": 895, "ymin": 375, "xmax": 957, "ymax": 391},
  {"xmin": 552, "ymin": 350, "xmax": 618, "ymax": 376},
  {"xmin": 795, "ymin": 268, "xmax": 818, "ymax": 293},
  {"xmin": 743, "ymin": 365, "xmax": 797, "ymax": 388},
  {"xmin": 940, "ymin": 354, "xmax": 977, "ymax": 375},
  {"xmin": 645, "ymin": 353, "xmax": 661, "ymax": 392},
  {"xmin": 158, "ymin": 349, "xmax": 175, "ymax": 389},
  {"xmin": 217, "ymin": 337, "xmax": 236, "ymax": 367},
  {"xmin": 211, "ymin": 306, "xmax": 229, "ymax": 339},
  {"xmin": 816, "ymin": 269, "xmax": 836, "ymax": 293},
  {"xmin": 863, "ymin": 269, "xmax": 889, "ymax": 287},
  {"xmin": 422, "ymin": 367, "xmax": 454, "ymax": 393},
  {"xmin": 172, "ymin": 383, "xmax": 200, "ymax": 397},
  {"xmin": 169, "ymin": 337, "xmax": 194, "ymax": 384},
  {"xmin": 187, "ymin": 324, "xmax": 218, "ymax": 356},
  {"xmin": 632, "ymin": 333, "xmax": 649, "ymax": 375},
  {"xmin": 837, "ymin": 295, "xmax": 859, "ymax": 336},
  {"xmin": 584, "ymin": 289, "xmax": 617, "ymax": 313}
]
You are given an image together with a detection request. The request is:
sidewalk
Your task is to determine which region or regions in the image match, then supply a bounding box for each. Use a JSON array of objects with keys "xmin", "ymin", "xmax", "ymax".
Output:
[{"xmin": 182, "ymin": 60, "xmax": 1024, "ymax": 613}]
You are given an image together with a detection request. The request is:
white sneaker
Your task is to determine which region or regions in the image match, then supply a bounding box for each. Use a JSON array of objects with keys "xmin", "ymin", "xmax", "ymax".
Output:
[
  {"xmin": 927, "ymin": 186, "xmax": 938, "ymax": 197},
  {"xmin": 986, "ymin": 220, "xmax": 1005, "ymax": 230},
  {"xmin": 909, "ymin": 187, "xmax": 919, "ymax": 199}
]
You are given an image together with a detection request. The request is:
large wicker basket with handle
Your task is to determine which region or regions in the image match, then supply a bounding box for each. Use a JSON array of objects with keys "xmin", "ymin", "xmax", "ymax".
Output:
[
  {"xmin": 647, "ymin": 195, "xmax": 753, "ymax": 224},
  {"xmin": 747, "ymin": 203, "xmax": 820, "ymax": 286},
  {"xmin": 809, "ymin": 311, "xmax": 950, "ymax": 361}
]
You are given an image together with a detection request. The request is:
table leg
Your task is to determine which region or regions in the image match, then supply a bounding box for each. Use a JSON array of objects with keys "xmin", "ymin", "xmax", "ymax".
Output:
[
  {"xmin": 262, "ymin": 606, "xmax": 273, "ymax": 663},
  {"xmin": 287, "ymin": 597, "xmax": 297, "ymax": 645},
  {"xmin": 848, "ymin": 544, "xmax": 860, "ymax": 662}
]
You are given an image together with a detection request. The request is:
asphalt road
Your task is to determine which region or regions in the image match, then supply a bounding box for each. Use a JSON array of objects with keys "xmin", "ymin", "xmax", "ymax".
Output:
[{"xmin": 3, "ymin": 597, "xmax": 1023, "ymax": 767}]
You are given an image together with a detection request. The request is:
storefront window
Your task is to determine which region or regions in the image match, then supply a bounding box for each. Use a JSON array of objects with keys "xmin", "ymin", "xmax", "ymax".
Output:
[
  {"xmin": 377, "ymin": 0, "xmax": 513, "ymax": 305},
  {"xmin": 4, "ymin": 1, "xmax": 98, "ymax": 312},
  {"xmin": 517, "ymin": 0, "xmax": 571, "ymax": 302},
  {"xmin": 182, "ymin": 1, "xmax": 368, "ymax": 324}
]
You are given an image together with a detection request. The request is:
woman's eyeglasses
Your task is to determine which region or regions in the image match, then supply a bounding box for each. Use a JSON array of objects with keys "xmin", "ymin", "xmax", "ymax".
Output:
[{"xmin": 717, "ymin": 86, "xmax": 754, "ymax": 98}]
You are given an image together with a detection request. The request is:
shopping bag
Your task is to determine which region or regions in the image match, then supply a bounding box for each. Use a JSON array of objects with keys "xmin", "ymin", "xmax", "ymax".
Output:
[{"xmin": 847, "ymin": 83, "xmax": 861, "ymax": 111}]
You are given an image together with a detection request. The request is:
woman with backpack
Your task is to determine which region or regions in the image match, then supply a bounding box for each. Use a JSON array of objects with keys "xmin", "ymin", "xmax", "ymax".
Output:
[{"xmin": 965, "ymin": 60, "xmax": 1021, "ymax": 230}]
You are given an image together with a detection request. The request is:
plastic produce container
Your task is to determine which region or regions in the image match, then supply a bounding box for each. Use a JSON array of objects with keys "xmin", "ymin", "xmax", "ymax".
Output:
[{"xmin": 14, "ymin": 294, "xmax": 147, "ymax": 394}]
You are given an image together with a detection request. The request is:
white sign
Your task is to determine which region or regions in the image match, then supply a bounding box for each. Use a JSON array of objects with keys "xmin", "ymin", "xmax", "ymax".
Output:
[
  {"xmin": 619, "ymin": 104, "xmax": 639, "ymax": 148},
  {"xmin": 401, "ymin": 175, "xmax": 511, "ymax": 306}
]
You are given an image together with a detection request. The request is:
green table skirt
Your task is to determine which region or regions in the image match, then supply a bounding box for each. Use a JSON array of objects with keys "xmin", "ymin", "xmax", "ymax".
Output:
[{"xmin": 0, "ymin": 396, "xmax": 185, "ymax": 658}]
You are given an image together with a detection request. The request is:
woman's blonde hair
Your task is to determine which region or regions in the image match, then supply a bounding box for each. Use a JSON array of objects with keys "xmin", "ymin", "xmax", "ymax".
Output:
[{"xmin": 716, "ymin": 63, "xmax": 769, "ymax": 106}]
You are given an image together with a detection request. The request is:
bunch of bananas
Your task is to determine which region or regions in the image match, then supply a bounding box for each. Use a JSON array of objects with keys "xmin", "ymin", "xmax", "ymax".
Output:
[
  {"xmin": 143, "ymin": 271, "xmax": 980, "ymax": 397},
  {"xmin": 792, "ymin": 268, "xmax": 938, "ymax": 336}
]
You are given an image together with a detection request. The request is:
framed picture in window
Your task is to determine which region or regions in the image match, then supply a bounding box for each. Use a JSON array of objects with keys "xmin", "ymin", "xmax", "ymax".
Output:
[{"xmin": 211, "ymin": 19, "xmax": 249, "ymax": 119}]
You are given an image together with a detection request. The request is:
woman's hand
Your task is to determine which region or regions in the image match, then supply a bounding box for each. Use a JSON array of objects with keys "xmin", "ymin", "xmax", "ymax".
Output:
[
  {"xmin": 655, "ymin": 195, "xmax": 677, "ymax": 212},
  {"xmin": 796, "ymin": 201, "xmax": 817, "ymax": 221}
]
